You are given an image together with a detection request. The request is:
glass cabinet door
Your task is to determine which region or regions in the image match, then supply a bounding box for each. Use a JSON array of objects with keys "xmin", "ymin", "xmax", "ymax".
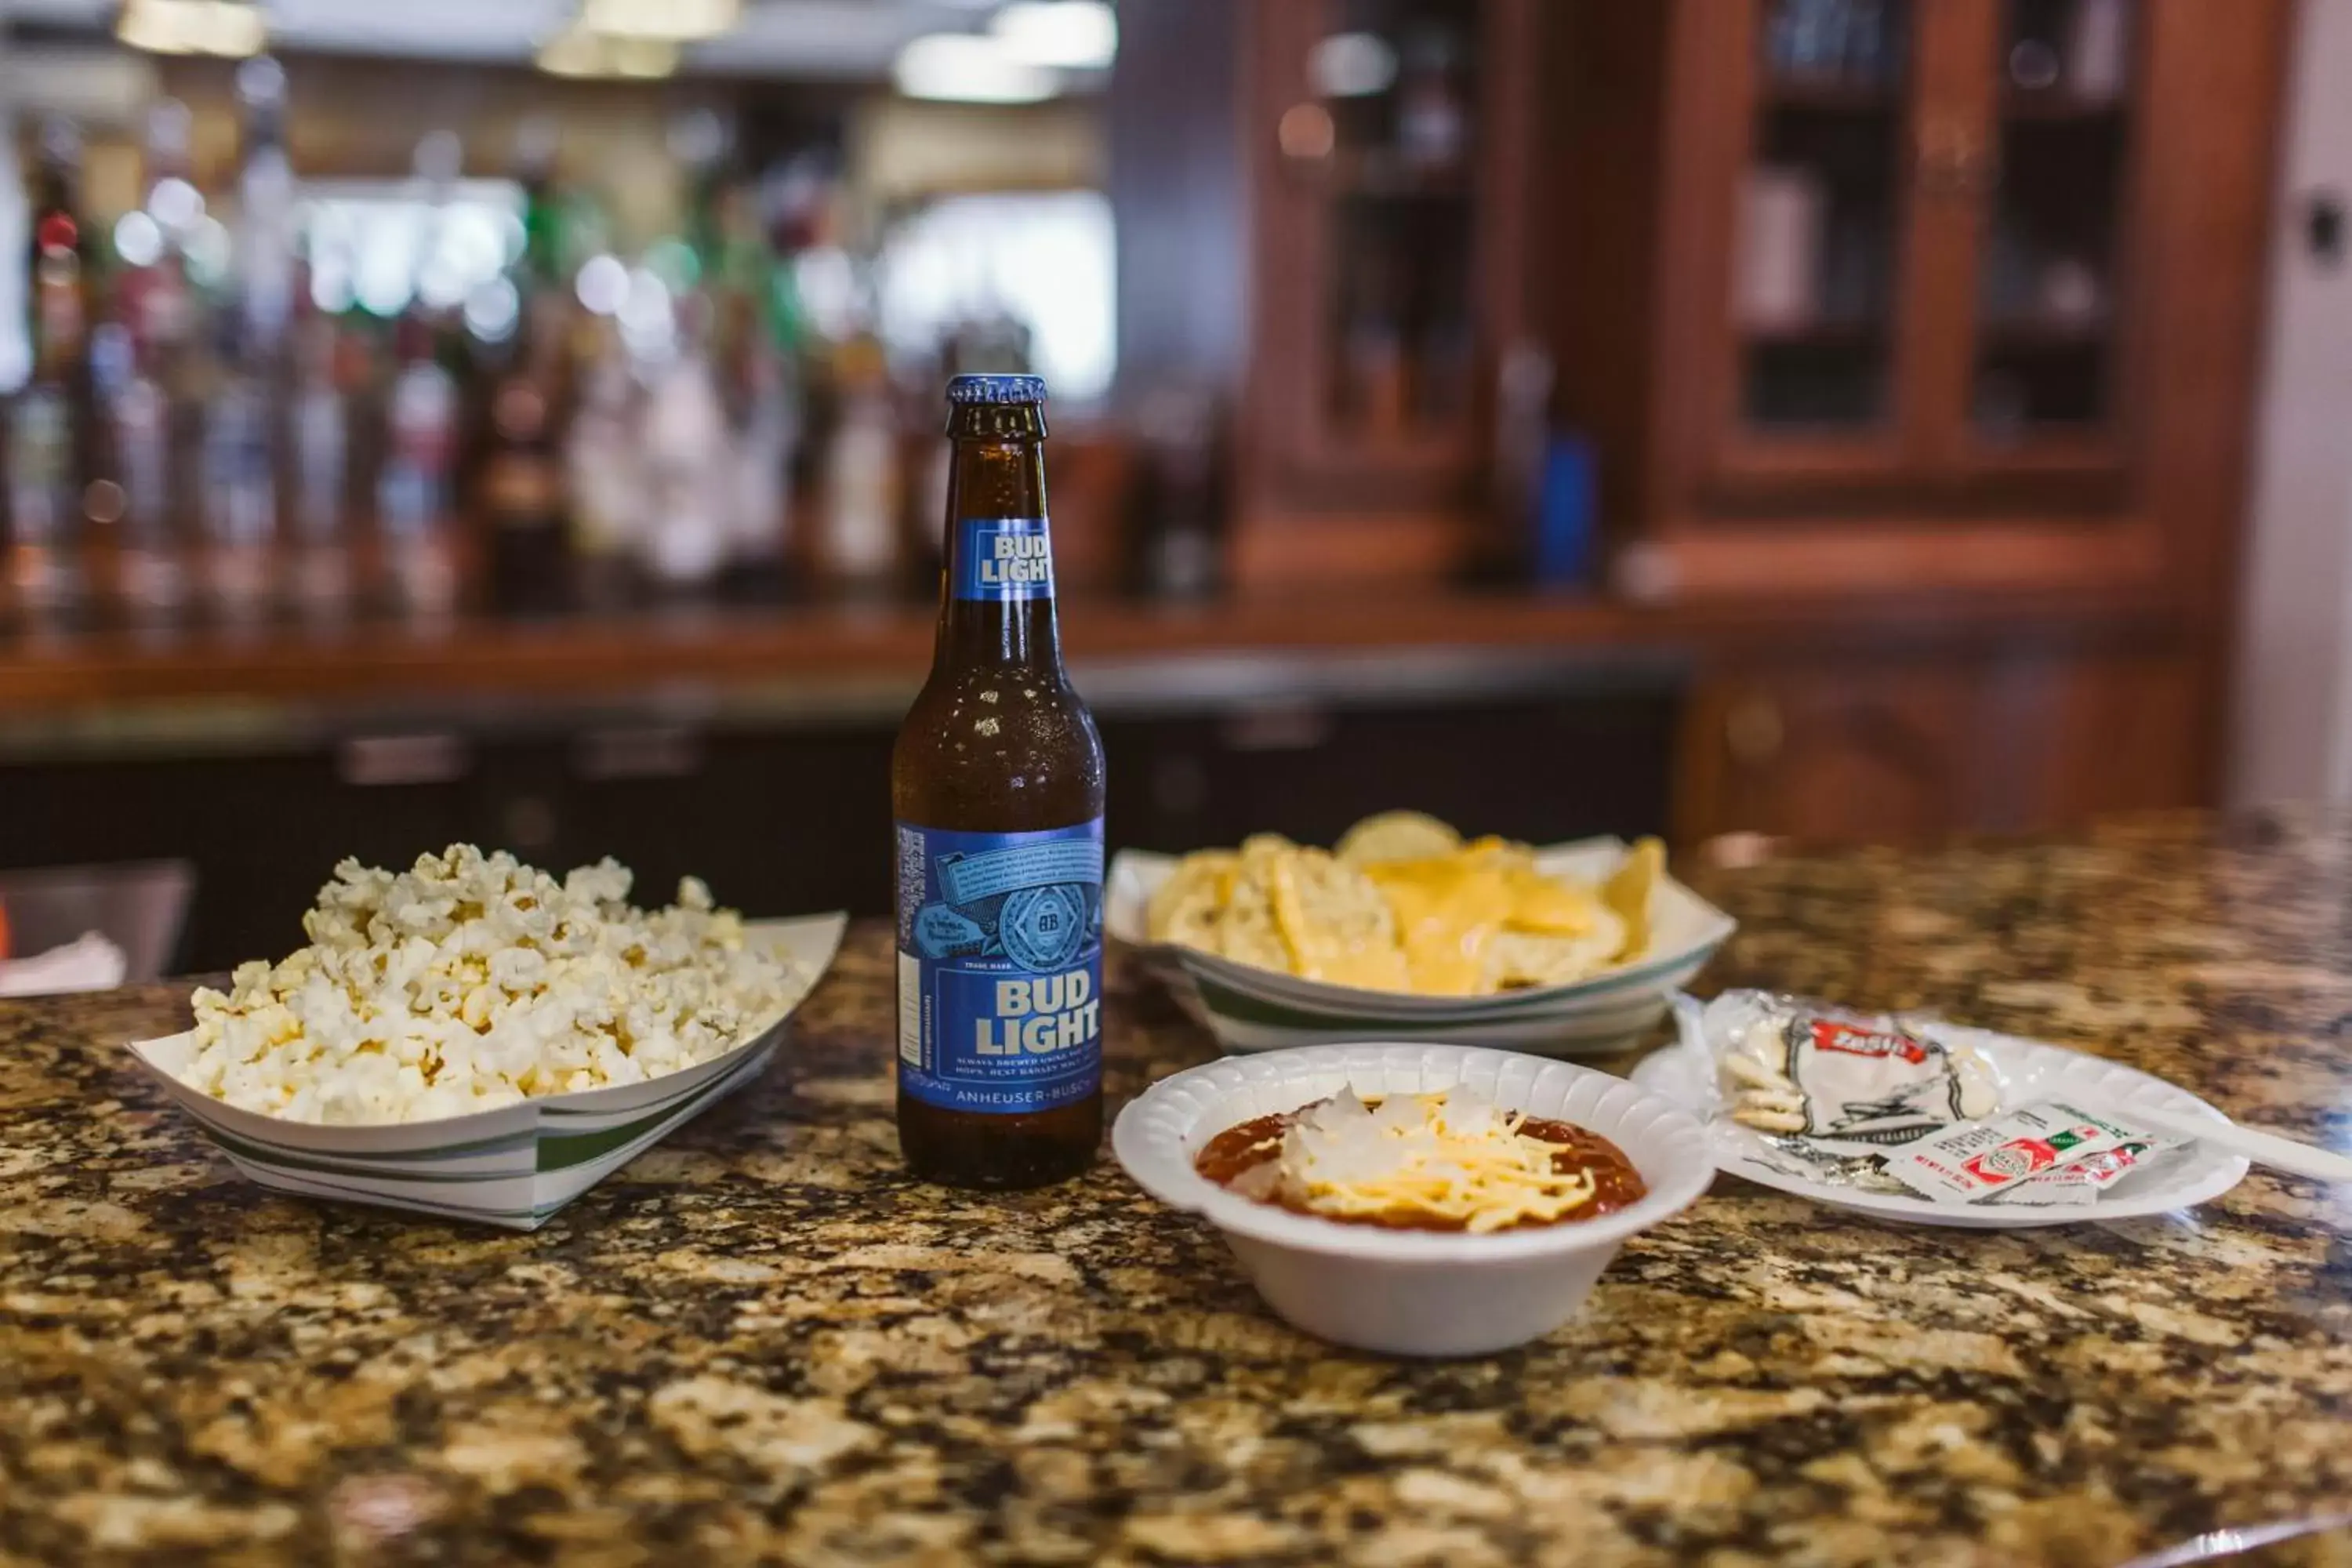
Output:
[
  {"xmin": 1732, "ymin": 0, "xmax": 1916, "ymax": 433},
  {"xmin": 1970, "ymin": 0, "xmax": 2137, "ymax": 443},
  {"xmin": 1295, "ymin": 0, "xmax": 1485, "ymax": 446}
]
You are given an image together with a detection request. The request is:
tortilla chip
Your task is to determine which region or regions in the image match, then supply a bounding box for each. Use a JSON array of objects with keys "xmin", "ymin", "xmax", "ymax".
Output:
[
  {"xmin": 1482, "ymin": 917, "xmax": 1625, "ymax": 991},
  {"xmin": 1335, "ymin": 811, "xmax": 1463, "ymax": 866},
  {"xmin": 1267, "ymin": 846, "xmax": 1410, "ymax": 990},
  {"xmin": 1147, "ymin": 850, "xmax": 1237, "ymax": 949},
  {"xmin": 1212, "ymin": 844, "xmax": 1294, "ymax": 974},
  {"xmin": 1601, "ymin": 837, "xmax": 1665, "ymax": 962},
  {"xmin": 1501, "ymin": 862, "xmax": 1603, "ymax": 937},
  {"xmin": 1151, "ymin": 820, "xmax": 1675, "ymax": 996}
]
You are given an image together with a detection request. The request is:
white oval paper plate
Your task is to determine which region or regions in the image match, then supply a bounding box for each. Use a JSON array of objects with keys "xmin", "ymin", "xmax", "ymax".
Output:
[
  {"xmin": 1104, "ymin": 837, "xmax": 1736, "ymax": 1057},
  {"xmin": 1629, "ymin": 1006, "xmax": 2251, "ymax": 1229}
]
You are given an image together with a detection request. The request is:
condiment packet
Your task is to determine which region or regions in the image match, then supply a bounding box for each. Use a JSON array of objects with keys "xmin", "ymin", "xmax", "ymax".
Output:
[
  {"xmin": 1882, "ymin": 1101, "xmax": 2150, "ymax": 1204},
  {"xmin": 1701, "ymin": 992, "xmax": 2002, "ymax": 1149},
  {"xmin": 1988, "ymin": 1140, "xmax": 2180, "ymax": 1207},
  {"xmin": 1751, "ymin": 1135, "xmax": 1918, "ymax": 1196}
]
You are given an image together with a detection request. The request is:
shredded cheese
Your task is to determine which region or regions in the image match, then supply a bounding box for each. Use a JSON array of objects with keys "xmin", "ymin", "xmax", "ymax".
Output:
[{"xmin": 1276, "ymin": 1089, "xmax": 1599, "ymax": 1232}]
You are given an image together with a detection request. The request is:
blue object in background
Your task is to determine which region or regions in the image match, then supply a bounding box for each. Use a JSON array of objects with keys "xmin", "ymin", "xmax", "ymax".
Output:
[{"xmin": 1533, "ymin": 434, "xmax": 1598, "ymax": 586}]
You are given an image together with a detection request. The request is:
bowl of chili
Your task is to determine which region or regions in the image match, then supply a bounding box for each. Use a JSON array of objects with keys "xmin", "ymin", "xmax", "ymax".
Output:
[{"xmin": 1112, "ymin": 1042, "xmax": 1714, "ymax": 1356}]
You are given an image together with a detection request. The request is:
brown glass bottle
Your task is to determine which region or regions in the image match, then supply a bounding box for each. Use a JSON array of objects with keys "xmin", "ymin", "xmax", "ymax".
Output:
[
  {"xmin": 892, "ymin": 375, "xmax": 1105, "ymax": 1188},
  {"xmin": 479, "ymin": 297, "xmax": 571, "ymax": 619}
]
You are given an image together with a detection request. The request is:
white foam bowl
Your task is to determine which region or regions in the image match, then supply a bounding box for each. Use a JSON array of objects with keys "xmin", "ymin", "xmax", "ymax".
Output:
[{"xmin": 1112, "ymin": 1043, "xmax": 1715, "ymax": 1356}]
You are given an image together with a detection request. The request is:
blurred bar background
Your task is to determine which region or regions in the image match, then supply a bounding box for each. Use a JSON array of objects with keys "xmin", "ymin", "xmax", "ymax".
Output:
[{"xmin": 0, "ymin": 0, "xmax": 2322, "ymax": 971}]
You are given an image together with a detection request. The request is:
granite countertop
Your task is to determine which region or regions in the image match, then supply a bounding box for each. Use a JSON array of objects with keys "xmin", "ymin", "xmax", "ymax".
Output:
[{"xmin": 5, "ymin": 812, "xmax": 2352, "ymax": 1567}]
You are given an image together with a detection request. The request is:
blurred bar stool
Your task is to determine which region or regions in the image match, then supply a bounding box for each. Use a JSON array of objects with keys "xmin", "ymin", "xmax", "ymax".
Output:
[{"xmin": 0, "ymin": 861, "xmax": 195, "ymax": 993}]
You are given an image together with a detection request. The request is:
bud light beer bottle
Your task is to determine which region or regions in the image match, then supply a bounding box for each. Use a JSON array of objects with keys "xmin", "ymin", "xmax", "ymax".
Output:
[{"xmin": 892, "ymin": 375, "xmax": 1105, "ymax": 1187}]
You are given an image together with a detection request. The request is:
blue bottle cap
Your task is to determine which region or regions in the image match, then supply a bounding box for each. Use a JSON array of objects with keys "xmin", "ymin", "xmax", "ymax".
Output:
[{"xmin": 946, "ymin": 373, "xmax": 1049, "ymax": 406}]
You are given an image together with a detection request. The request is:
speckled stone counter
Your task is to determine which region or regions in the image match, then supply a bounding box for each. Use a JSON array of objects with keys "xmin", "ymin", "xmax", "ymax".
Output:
[{"xmin": 6, "ymin": 813, "xmax": 2352, "ymax": 1567}]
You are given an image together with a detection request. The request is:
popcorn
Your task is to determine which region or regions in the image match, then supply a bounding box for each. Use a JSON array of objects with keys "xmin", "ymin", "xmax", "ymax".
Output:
[{"xmin": 180, "ymin": 845, "xmax": 807, "ymax": 1126}]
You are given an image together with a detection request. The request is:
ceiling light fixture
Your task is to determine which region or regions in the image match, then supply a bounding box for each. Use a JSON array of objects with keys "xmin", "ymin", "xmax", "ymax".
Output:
[
  {"xmin": 536, "ymin": 24, "xmax": 679, "ymax": 79},
  {"xmin": 989, "ymin": 1, "xmax": 1117, "ymax": 71},
  {"xmin": 577, "ymin": 0, "xmax": 741, "ymax": 43},
  {"xmin": 116, "ymin": 0, "xmax": 267, "ymax": 59},
  {"xmin": 893, "ymin": 33, "xmax": 1058, "ymax": 104}
]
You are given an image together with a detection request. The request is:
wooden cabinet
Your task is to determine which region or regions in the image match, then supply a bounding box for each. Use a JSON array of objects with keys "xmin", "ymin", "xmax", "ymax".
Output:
[
  {"xmin": 1235, "ymin": 0, "xmax": 1536, "ymax": 585},
  {"xmin": 1675, "ymin": 637, "xmax": 2208, "ymax": 846},
  {"xmin": 1678, "ymin": 660, "xmax": 1980, "ymax": 847},
  {"xmin": 1683, "ymin": 0, "xmax": 2154, "ymax": 495},
  {"xmin": 1555, "ymin": 0, "xmax": 2287, "ymax": 602}
]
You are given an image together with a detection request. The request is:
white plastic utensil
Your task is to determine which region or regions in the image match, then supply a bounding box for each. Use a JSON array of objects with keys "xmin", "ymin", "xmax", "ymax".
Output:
[{"xmin": 2124, "ymin": 1106, "xmax": 2352, "ymax": 1186}]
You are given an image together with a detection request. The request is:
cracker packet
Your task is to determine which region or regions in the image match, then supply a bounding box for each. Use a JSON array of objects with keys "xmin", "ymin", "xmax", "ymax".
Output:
[
  {"xmin": 1882, "ymin": 1101, "xmax": 2151, "ymax": 1203},
  {"xmin": 1700, "ymin": 991, "xmax": 2002, "ymax": 1150}
]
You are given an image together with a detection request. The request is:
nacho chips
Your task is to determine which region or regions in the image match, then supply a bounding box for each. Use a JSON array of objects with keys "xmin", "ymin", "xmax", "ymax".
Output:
[{"xmin": 1145, "ymin": 815, "xmax": 1669, "ymax": 996}]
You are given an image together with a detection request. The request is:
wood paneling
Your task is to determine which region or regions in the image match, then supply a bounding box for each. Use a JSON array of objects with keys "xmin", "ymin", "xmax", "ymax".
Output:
[{"xmin": 1675, "ymin": 641, "xmax": 2209, "ymax": 848}]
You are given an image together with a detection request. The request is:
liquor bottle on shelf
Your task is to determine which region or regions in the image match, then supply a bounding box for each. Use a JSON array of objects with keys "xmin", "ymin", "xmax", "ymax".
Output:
[
  {"xmin": 638, "ymin": 294, "xmax": 731, "ymax": 599},
  {"xmin": 702, "ymin": 169, "xmax": 793, "ymax": 597},
  {"xmin": 564, "ymin": 319, "xmax": 644, "ymax": 612},
  {"xmin": 121, "ymin": 101, "xmax": 199, "ymax": 368},
  {"xmin": 287, "ymin": 312, "xmax": 350, "ymax": 625},
  {"xmin": 643, "ymin": 135, "xmax": 732, "ymax": 600},
  {"xmin": 378, "ymin": 314, "xmax": 461, "ymax": 624},
  {"xmin": 233, "ymin": 60, "xmax": 296, "ymax": 372},
  {"xmin": 202, "ymin": 58, "xmax": 296, "ymax": 628},
  {"xmin": 478, "ymin": 296, "xmax": 572, "ymax": 617},
  {"xmin": 0, "ymin": 107, "xmax": 27, "ymax": 394},
  {"xmin": 515, "ymin": 118, "xmax": 567, "ymax": 292},
  {"xmin": 1130, "ymin": 380, "xmax": 1226, "ymax": 602},
  {"xmin": 477, "ymin": 129, "xmax": 574, "ymax": 618},
  {"xmin": 816, "ymin": 333, "xmax": 903, "ymax": 593},
  {"xmin": 103, "ymin": 99, "xmax": 205, "ymax": 632},
  {"xmin": 7, "ymin": 118, "xmax": 98, "ymax": 632},
  {"xmin": 200, "ymin": 314, "xmax": 277, "ymax": 630},
  {"xmin": 109, "ymin": 334, "xmax": 186, "ymax": 630},
  {"xmin": 721, "ymin": 325, "xmax": 794, "ymax": 601}
]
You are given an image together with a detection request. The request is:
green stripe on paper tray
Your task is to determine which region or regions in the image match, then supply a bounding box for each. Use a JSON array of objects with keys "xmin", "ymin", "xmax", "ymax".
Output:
[
  {"xmin": 533, "ymin": 1053, "xmax": 762, "ymax": 1171},
  {"xmin": 1189, "ymin": 973, "xmax": 1667, "ymax": 1031},
  {"xmin": 200, "ymin": 1123, "xmax": 540, "ymax": 1163},
  {"xmin": 1190, "ymin": 951, "xmax": 1717, "ymax": 1026},
  {"xmin": 241, "ymin": 1163, "xmax": 543, "ymax": 1223},
  {"xmin": 198, "ymin": 1122, "xmax": 530, "ymax": 1182}
]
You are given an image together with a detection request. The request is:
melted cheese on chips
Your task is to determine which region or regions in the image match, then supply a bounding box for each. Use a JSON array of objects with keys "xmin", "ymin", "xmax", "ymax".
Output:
[
  {"xmin": 1363, "ymin": 855, "xmax": 1510, "ymax": 995},
  {"xmin": 1268, "ymin": 848, "xmax": 1410, "ymax": 990},
  {"xmin": 1276, "ymin": 1089, "xmax": 1599, "ymax": 1232},
  {"xmin": 1363, "ymin": 848, "xmax": 1612, "ymax": 994},
  {"xmin": 1145, "ymin": 815, "xmax": 1668, "ymax": 997}
]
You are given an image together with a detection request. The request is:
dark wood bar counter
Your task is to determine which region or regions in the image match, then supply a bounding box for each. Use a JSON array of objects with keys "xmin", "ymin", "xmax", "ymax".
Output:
[{"xmin": 0, "ymin": 586, "xmax": 2176, "ymax": 718}]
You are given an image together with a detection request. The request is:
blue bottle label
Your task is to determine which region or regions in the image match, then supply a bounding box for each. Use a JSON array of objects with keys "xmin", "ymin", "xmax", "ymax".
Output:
[
  {"xmin": 895, "ymin": 816, "xmax": 1103, "ymax": 1114},
  {"xmin": 952, "ymin": 517, "xmax": 1055, "ymax": 601}
]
